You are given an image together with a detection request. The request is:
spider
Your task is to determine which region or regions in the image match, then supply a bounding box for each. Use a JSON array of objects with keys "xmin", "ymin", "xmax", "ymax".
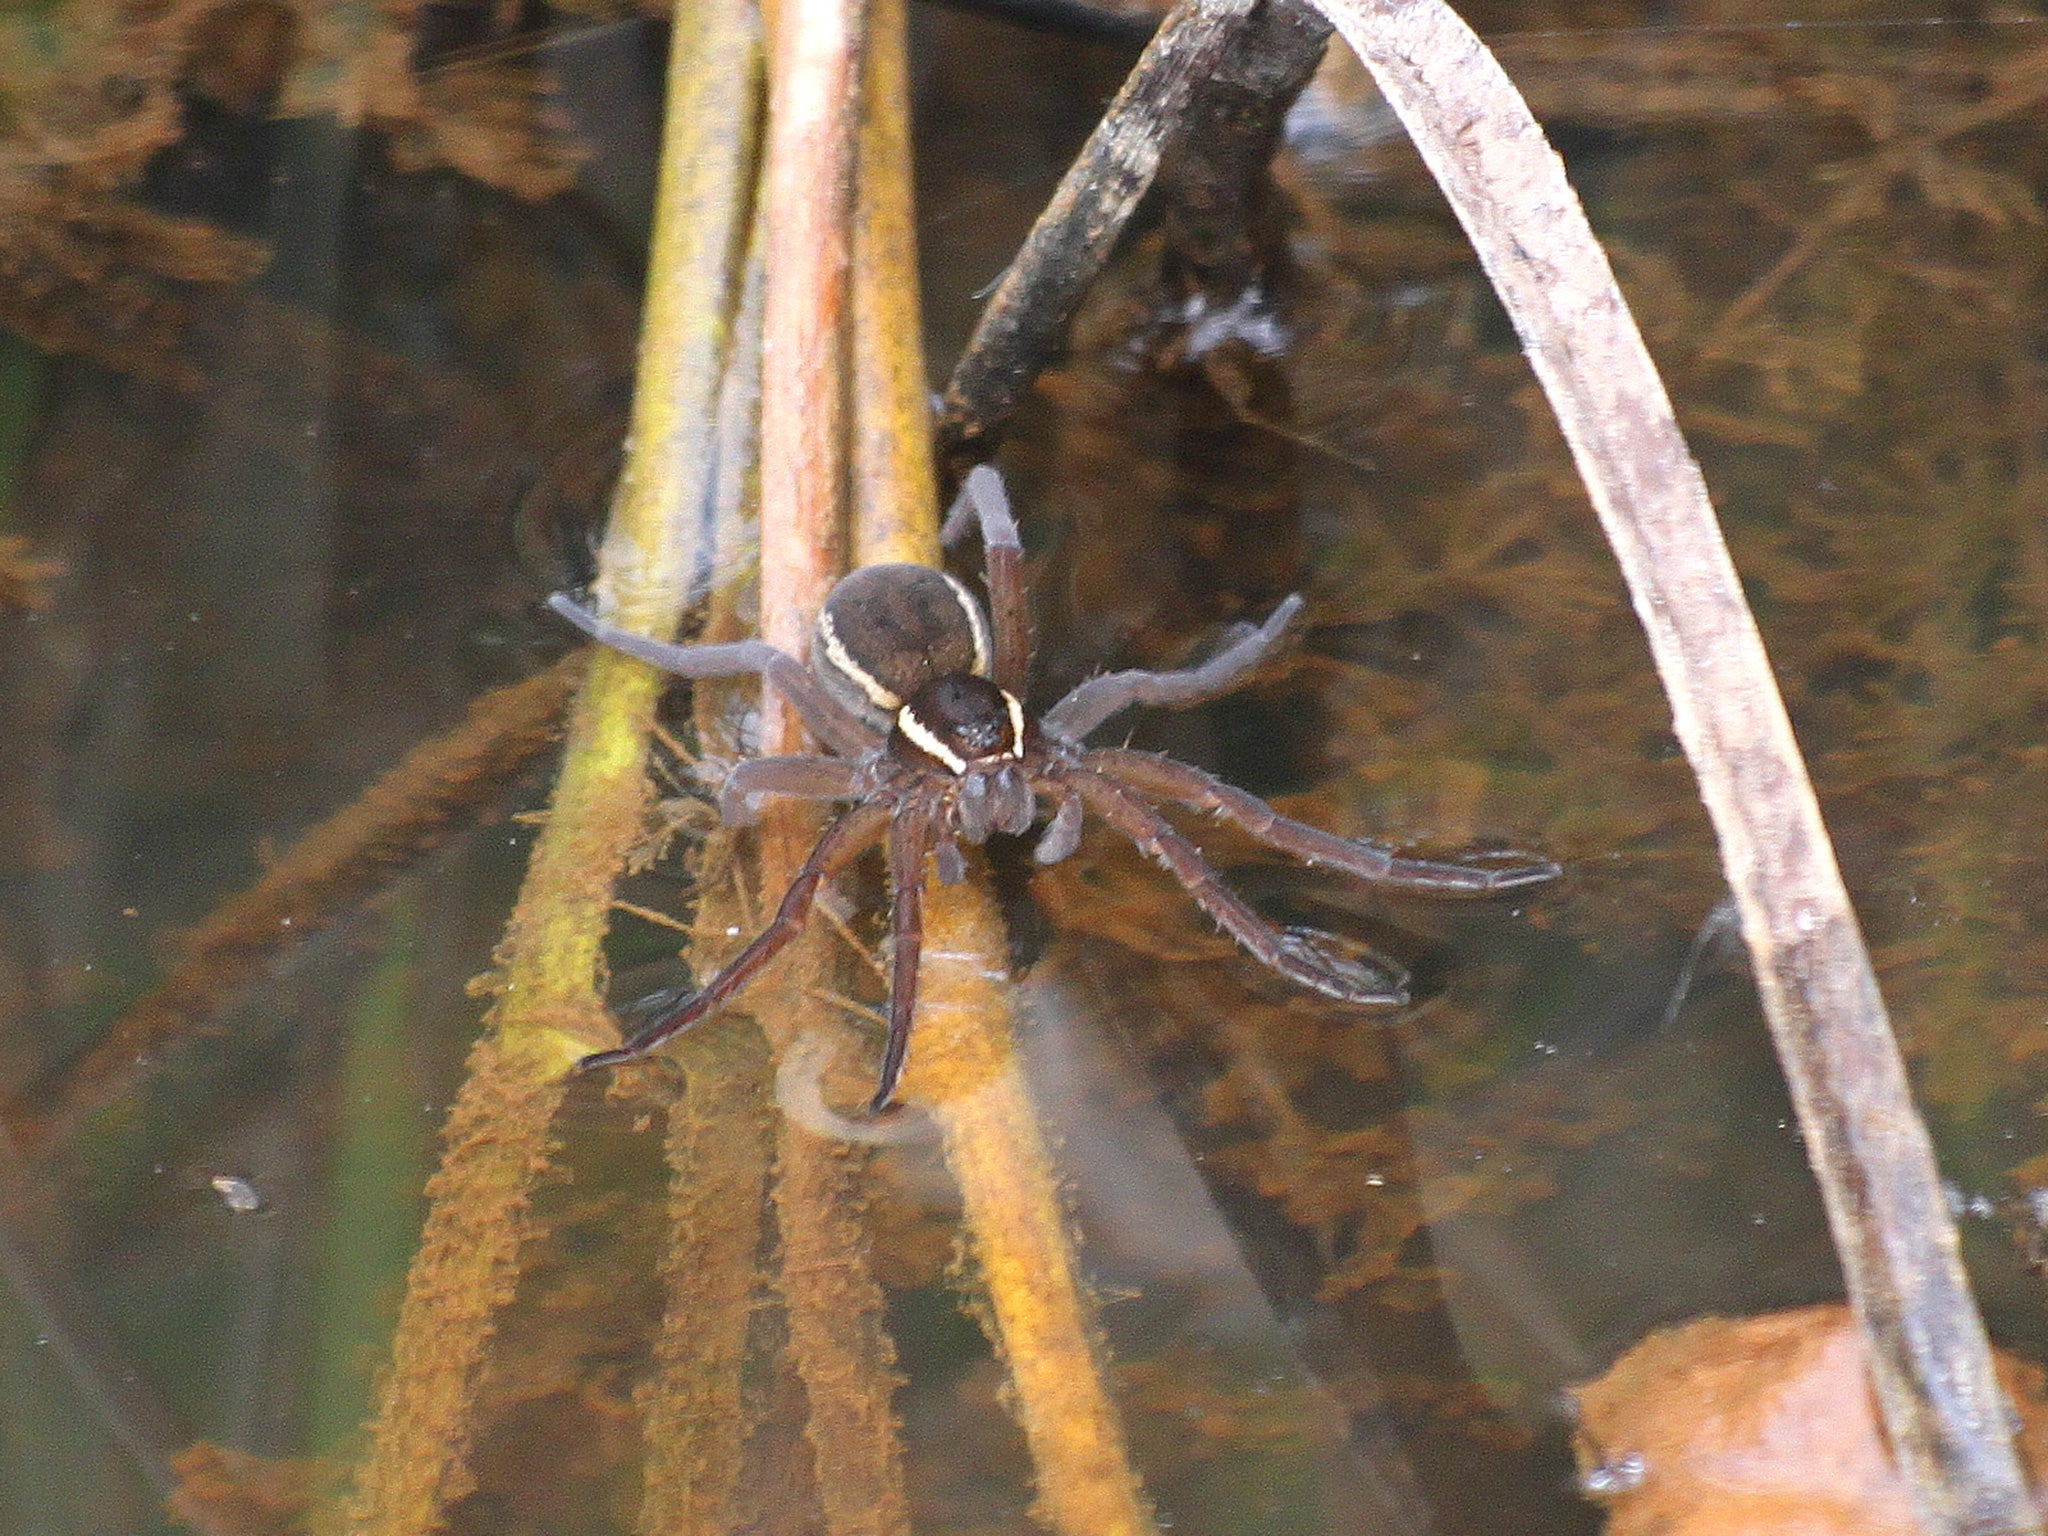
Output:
[{"xmin": 550, "ymin": 467, "xmax": 1559, "ymax": 1112}]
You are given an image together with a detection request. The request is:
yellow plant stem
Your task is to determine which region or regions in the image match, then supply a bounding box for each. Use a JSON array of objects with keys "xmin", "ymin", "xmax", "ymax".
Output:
[
  {"xmin": 339, "ymin": 654, "xmax": 654, "ymax": 1536},
  {"xmin": 912, "ymin": 896, "xmax": 1157, "ymax": 1536},
  {"xmin": 846, "ymin": 5, "xmax": 1155, "ymax": 1527},
  {"xmin": 852, "ymin": 0, "xmax": 937, "ymax": 568},
  {"xmin": 636, "ymin": 194, "xmax": 776, "ymax": 1536},
  {"xmin": 339, "ymin": 0, "xmax": 763, "ymax": 1530}
]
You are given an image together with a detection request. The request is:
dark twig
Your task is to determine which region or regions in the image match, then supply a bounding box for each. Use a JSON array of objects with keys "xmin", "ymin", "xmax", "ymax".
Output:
[
  {"xmin": 937, "ymin": 0, "xmax": 1259, "ymax": 468},
  {"xmin": 925, "ymin": 0, "xmax": 1157, "ymax": 45},
  {"xmin": 1311, "ymin": 2, "xmax": 2044, "ymax": 1533},
  {"xmin": 1153, "ymin": 0, "xmax": 1330, "ymax": 303},
  {"xmin": 938, "ymin": 0, "xmax": 1337, "ymax": 466}
]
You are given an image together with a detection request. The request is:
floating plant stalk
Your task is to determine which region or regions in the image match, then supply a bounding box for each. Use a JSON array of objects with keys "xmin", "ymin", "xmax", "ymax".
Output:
[
  {"xmin": 909, "ymin": 923, "xmax": 1159, "ymax": 1536},
  {"xmin": 633, "ymin": 186, "xmax": 775, "ymax": 1536},
  {"xmin": 21, "ymin": 653, "xmax": 584, "ymax": 1161},
  {"xmin": 339, "ymin": 0, "xmax": 763, "ymax": 1527},
  {"xmin": 852, "ymin": 0, "xmax": 936, "ymax": 571},
  {"xmin": 1310, "ymin": 2, "xmax": 2044, "ymax": 1532}
]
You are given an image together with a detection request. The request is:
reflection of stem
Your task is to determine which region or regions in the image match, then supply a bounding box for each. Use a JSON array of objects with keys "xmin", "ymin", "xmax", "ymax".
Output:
[
  {"xmin": 1314, "ymin": 4, "xmax": 2041, "ymax": 1534},
  {"xmin": 339, "ymin": 0, "xmax": 763, "ymax": 1526},
  {"xmin": 0, "ymin": 1118, "xmax": 189, "ymax": 1504},
  {"xmin": 638, "ymin": 965, "xmax": 777, "ymax": 1534},
  {"xmin": 307, "ymin": 894, "xmax": 431, "ymax": 1457},
  {"xmin": 16, "ymin": 654, "xmax": 583, "ymax": 1161}
]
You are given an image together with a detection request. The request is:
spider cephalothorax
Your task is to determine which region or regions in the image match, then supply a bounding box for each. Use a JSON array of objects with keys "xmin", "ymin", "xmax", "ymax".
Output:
[{"xmin": 551, "ymin": 466, "xmax": 1559, "ymax": 1111}]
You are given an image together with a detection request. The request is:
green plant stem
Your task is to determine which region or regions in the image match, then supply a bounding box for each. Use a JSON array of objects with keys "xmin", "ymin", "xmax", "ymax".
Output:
[{"xmin": 338, "ymin": 0, "xmax": 763, "ymax": 1528}]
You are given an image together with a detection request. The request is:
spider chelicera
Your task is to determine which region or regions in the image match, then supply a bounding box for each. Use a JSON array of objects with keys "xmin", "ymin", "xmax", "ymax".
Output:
[{"xmin": 551, "ymin": 467, "xmax": 1559, "ymax": 1112}]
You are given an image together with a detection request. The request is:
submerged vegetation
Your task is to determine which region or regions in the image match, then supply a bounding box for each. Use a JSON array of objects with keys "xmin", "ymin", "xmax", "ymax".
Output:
[{"xmin": 1, "ymin": 0, "xmax": 2047, "ymax": 1533}]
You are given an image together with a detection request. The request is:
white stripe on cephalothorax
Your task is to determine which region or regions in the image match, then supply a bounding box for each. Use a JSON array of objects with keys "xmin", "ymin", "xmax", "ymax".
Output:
[
  {"xmin": 1002, "ymin": 690, "xmax": 1026, "ymax": 757},
  {"xmin": 942, "ymin": 571, "xmax": 993, "ymax": 678},
  {"xmin": 817, "ymin": 606, "xmax": 901, "ymax": 710},
  {"xmin": 895, "ymin": 704, "xmax": 969, "ymax": 773}
]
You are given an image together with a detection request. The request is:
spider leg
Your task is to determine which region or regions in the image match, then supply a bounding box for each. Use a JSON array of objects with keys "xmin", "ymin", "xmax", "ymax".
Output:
[
  {"xmin": 1042, "ymin": 593, "xmax": 1305, "ymax": 742},
  {"xmin": 579, "ymin": 801, "xmax": 893, "ymax": 1070},
  {"xmin": 1085, "ymin": 748, "xmax": 1561, "ymax": 894},
  {"xmin": 871, "ymin": 803, "xmax": 937, "ymax": 1111},
  {"xmin": 717, "ymin": 754, "xmax": 861, "ymax": 826},
  {"xmin": 1066, "ymin": 766, "xmax": 1409, "ymax": 1005},
  {"xmin": 1033, "ymin": 783, "xmax": 1083, "ymax": 865},
  {"xmin": 549, "ymin": 592, "xmax": 880, "ymax": 759},
  {"xmin": 941, "ymin": 465, "xmax": 1031, "ymax": 695}
]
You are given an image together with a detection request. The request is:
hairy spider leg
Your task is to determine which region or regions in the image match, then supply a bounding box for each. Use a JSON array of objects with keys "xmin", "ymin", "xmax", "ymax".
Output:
[
  {"xmin": 941, "ymin": 465, "xmax": 1031, "ymax": 696},
  {"xmin": 1033, "ymin": 784, "xmax": 1084, "ymax": 865},
  {"xmin": 1066, "ymin": 767, "xmax": 1409, "ymax": 1006},
  {"xmin": 717, "ymin": 754, "xmax": 861, "ymax": 826},
  {"xmin": 1043, "ymin": 593, "xmax": 1306, "ymax": 741},
  {"xmin": 548, "ymin": 592, "xmax": 880, "ymax": 759},
  {"xmin": 874, "ymin": 803, "xmax": 935, "ymax": 1111},
  {"xmin": 1085, "ymin": 748, "xmax": 1562, "ymax": 894},
  {"xmin": 577, "ymin": 801, "xmax": 894, "ymax": 1071}
]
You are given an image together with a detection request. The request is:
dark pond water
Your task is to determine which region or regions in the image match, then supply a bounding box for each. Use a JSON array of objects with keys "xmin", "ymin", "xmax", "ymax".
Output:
[{"xmin": 2, "ymin": 2, "xmax": 2046, "ymax": 1532}]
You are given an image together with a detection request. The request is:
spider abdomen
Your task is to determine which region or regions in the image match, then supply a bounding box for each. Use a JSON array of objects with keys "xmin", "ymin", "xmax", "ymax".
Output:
[{"xmin": 814, "ymin": 563, "xmax": 992, "ymax": 729}]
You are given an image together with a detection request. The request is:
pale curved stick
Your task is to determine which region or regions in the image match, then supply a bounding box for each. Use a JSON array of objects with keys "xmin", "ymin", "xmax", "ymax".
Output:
[{"xmin": 1313, "ymin": 3, "xmax": 2041, "ymax": 1531}]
